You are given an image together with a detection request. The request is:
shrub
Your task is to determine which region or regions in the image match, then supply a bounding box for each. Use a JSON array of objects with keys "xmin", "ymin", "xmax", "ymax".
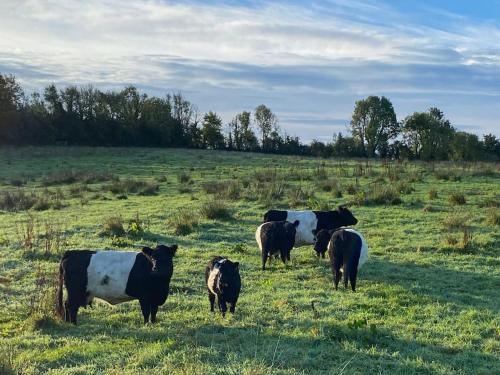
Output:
[
  {"xmin": 15, "ymin": 213, "xmax": 37, "ymax": 250},
  {"xmin": 0, "ymin": 190, "xmax": 37, "ymax": 211},
  {"xmin": 317, "ymin": 178, "xmax": 341, "ymax": 194},
  {"xmin": 202, "ymin": 180, "xmax": 241, "ymax": 200},
  {"xmin": 485, "ymin": 208, "xmax": 499, "ymax": 226},
  {"xmin": 26, "ymin": 265, "xmax": 58, "ymax": 329},
  {"xmin": 102, "ymin": 216, "xmax": 125, "ymax": 236},
  {"xmin": 200, "ymin": 200, "xmax": 231, "ymax": 220},
  {"xmin": 449, "ymin": 192, "xmax": 466, "ymax": 205},
  {"xmin": 428, "ymin": 188, "xmax": 438, "ymax": 200},
  {"xmin": 169, "ymin": 208, "xmax": 198, "ymax": 235}
]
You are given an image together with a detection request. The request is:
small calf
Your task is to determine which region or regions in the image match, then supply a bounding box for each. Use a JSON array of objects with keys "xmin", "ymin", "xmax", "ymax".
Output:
[
  {"xmin": 205, "ymin": 256, "xmax": 241, "ymax": 317},
  {"xmin": 255, "ymin": 220, "xmax": 299, "ymax": 270},
  {"xmin": 56, "ymin": 244, "xmax": 177, "ymax": 325},
  {"xmin": 314, "ymin": 228, "xmax": 368, "ymax": 291}
]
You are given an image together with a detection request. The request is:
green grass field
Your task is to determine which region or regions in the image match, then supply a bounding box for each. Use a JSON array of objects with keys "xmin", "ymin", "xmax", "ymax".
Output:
[{"xmin": 0, "ymin": 147, "xmax": 498, "ymax": 374}]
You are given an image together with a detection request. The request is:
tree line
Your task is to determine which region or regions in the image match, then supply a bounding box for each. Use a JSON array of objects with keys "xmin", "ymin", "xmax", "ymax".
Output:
[{"xmin": 0, "ymin": 73, "xmax": 498, "ymax": 161}]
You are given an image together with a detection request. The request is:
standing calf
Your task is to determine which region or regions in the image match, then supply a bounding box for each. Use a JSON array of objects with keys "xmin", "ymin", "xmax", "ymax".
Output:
[
  {"xmin": 205, "ymin": 256, "xmax": 241, "ymax": 317},
  {"xmin": 255, "ymin": 220, "xmax": 299, "ymax": 270},
  {"xmin": 57, "ymin": 244, "xmax": 177, "ymax": 324},
  {"xmin": 314, "ymin": 228, "xmax": 368, "ymax": 291}
]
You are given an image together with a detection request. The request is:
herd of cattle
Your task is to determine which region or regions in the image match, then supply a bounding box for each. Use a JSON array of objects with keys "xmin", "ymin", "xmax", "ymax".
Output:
[{"xmin": 57, "ymin": 206, "xmax": 368, "ymax": 324}]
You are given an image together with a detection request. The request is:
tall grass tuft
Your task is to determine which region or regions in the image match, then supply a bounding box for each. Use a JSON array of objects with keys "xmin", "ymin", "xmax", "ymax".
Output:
[
  {"xmin": 169, "ymin": 208, "xmax": 198, "ymax": 235},
  {"xmin": 449, "ymin": 192, "xmax": 466, "ymax": 205},
  {"xmin": 102, "ymin": 216, "xmax": 125, "ymax": 236},
  {"xmin": 200, "ymin": 200, "xmax": 232, "ymax": 220}
]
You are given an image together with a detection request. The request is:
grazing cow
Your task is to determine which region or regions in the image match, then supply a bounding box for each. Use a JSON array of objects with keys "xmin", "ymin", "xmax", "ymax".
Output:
[
  {"xmin": 256, "ymin": 220, "xmax": 299, "ymax": 270},
  {"xmin": 317, "ymin": 228, "xmax": 368, "ymax": 292},
  {"xmin": 205, "ymin": 256, "xmax": 241, "ymax": 317},
  {"xmin": 56, "ymin": 244, "xmax": 177, "ymax": 325},
  {"xmin": 263, "ymin": 206, "xmax": 358, "ymax": 247}
]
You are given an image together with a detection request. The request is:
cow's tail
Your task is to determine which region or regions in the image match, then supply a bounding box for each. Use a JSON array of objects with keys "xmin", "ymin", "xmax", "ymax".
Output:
[{"xmin": 55, "ymin": 255, "xmax": 65, "ymax": 318}]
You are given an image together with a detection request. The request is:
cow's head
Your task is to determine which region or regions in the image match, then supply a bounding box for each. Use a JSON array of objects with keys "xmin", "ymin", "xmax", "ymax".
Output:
[
  {"xmin": 143, "ymin": 244, "xmax": 177, "ymax": 277},
  {"xmin": 337, "ymin": 205, "xmax": 358, "ymax": 226},
  {"xmin": 312, "ymin": 229, "xmax": 335, "ymax": 257},
  {"xmin": 285, "ymin": 220, "xmax": 300, "ymax": 243}
]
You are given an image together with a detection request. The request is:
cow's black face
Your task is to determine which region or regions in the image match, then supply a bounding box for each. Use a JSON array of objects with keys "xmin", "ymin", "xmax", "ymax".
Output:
[
  {"xmin": 151, "ymin": 244, "xmax": 177, "ymax": 277},
  {"xmin": 219, "ymin": 261, "xmax": 240, "ymax": 296},
  {"xmin": 313, "ymin": 229, "xmax": 334, "ymax": 256},
  {"xmin": 338, "ymin": 206, "xmax": 358, "ymax": 226}
]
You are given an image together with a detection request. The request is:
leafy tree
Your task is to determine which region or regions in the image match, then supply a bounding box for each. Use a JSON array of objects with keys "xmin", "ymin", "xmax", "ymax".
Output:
[
  {"xmin": 201, "ymin": 111, "xmax": 225, "ymax": 149},
  {"xmin": 235, "ymin": 111, "xmax": 258, "ymax": 151},
  {"xmin": 449, "ymin": 131, "xmax": 482, "ymax": 161},
  {"xmin": 402, "ymin": 108, "xmax": 455, "ymax": 160},
  {"xmin": 254, "ymin": 104, "xmax": 278, "ymax": 150},
  {"xmin": 482, "ymin": 134, "xmax": 500, "ymax": 160},
  {"xmin": 350, "ymin": 96, "xmax": 399, "ymax": 157},
  {"xmin": 0, "ymin": 74, "xmax": 24, "ymax": 144}
]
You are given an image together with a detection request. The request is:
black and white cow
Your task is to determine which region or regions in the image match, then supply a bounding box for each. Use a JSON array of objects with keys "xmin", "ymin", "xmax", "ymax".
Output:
[
  {"xmin": 56, "ymin": 244, "xmax": 177, "ymax": 325},
  {"xmin": 263, "ymin": 206, "xmax": 358, "ymax": 247},
  {"xmin": 314, "ymin": 228, "xmax": 368, "ymax": 291},
  {"xmin": 205, "ymin": 256, "xmax": 241, "ymax": 317},
  {"xmin": 256, "ymin": 220, "xmax": 299, "ymax": 270}
]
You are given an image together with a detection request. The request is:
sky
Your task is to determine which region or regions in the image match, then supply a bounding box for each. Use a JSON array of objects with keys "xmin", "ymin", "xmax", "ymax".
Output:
[{"xmin": 1, "ymin": 0, "xmax": 499, "ymax": 142}]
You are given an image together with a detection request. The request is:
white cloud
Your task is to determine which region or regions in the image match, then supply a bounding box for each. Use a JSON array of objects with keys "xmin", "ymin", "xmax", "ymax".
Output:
[{"xmin": 0, "ymin": 0, "xmax": 499, "ymax": 139}]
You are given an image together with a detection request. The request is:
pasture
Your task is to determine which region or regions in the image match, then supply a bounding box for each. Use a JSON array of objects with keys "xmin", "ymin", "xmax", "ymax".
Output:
[{"xmin": 0, "ymin": 146, "xmax": 498, "ymax": 374}]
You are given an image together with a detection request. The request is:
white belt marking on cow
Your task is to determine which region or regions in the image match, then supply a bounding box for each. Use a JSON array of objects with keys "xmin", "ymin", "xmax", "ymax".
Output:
[
  {"xmin": 285, "ymin": 211, "xmax": 318, "ymax": 247},
  {"xmin": 86, "ymin": 251, "xmax": 137, "ymax": 305},
  {"xmin": 340, "ymin": 229, "xmax": 369, "ymax": 269},
  {"xmin": 207, "ymin": 259, "xmax": 226, "ymax": 295}
]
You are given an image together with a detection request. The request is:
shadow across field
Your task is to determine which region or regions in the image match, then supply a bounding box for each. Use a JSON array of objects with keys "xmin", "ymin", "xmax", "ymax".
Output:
[
  {"xmin": 37, "ymin": 318, "xmax": 498, "ymax": 374},
  {"xmin": 362, "ymin": 258, "xmax": 500, "ymax": 313}
]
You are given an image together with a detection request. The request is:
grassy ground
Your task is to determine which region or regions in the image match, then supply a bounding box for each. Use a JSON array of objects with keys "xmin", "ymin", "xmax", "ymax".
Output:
[{"xmin": 0, "ymin": 146, "xmax": 498, "ymax": 374}]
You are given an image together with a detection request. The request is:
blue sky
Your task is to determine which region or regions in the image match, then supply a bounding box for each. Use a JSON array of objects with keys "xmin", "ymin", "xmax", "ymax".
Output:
[{"xmin": 0, "ymin": 0, "xmax": 499, "ymax": 141}]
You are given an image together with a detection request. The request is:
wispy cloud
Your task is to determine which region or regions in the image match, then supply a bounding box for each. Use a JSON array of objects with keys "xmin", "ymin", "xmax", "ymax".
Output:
[{"xmin": 0, "ymin": 0, "xmax": 499, "ymax": 140}]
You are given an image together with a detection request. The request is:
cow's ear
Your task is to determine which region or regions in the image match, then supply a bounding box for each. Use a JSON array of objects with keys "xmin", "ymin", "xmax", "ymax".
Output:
[
  {"xmin": 170, "ymin": 244, "xmax": 178, "ymax": 254},
  {"xmin": 293, "ymin": 220, "xmax": 300, "ymax": 227},
  {"xmin": 233, "ymin": 262, "xmax": 239, "ymax": 270},
  {"xmin": 142, "ymin": 247, "xmax": 153, "ymax": 256}
]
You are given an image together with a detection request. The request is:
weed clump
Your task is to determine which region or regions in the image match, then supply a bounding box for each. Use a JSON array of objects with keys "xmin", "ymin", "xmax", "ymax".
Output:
[
  {"xmin": 428, "ymin": 188, "xmax": 438, "ymax": 200},
  {"xmin": 169, "ymin": 208, "xmax": 198, "ymax": 235},
  {"xmin": 200, "ymin": 200, "xmax": 231, "ymax": 220},
  {"xmin": 449, "ymin": 192, "xmax": 466, "ymax": 205},
  {"xmin": 485, "ymin": 208, "xmax": 499, "ymax": 226},
  {"xmin": 102, "ymin": 216, "xmax": 125, "ymax": 236},
  {"xmin": 177, "ymin": 171, "xmax": 192, "ymax": 184},
  {"xmin": 434, "ymin": 169, "xmax": 461, "ymax": 181},
  {"xmin": 364, "ymin": 185, "xmax": 402, "ymax": 205},
  {"xmin": 0, "ymin": 190, "xmax": 37, "ymax": 211}
]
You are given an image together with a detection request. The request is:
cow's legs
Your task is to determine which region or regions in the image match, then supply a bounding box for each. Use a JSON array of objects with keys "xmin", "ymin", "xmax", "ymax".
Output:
[
  {"xmin": 64, "ymin": 301, "xmax": 70, "ymax": 322},
  {"xmin": 150, "ymin": 304, "xmax": 159, "ymax": 323},
  {"xmin": 218, "ymin": 297, "xmax": 228, "ymax": 317},
  {"xmin": 67, "ymin": 301, "xmax": 79, "ymax": 325},
  {"xmin": 139, "ymin": 299, "xmax": 151, "ymax": 324},
  {"xmin": 229, "ymin": 302, "xmax": 236, "ymax": 314},
  {"xmin": 262, "ymin": 252, "xmax": 268, "ymax": 270},
  {"xmin": 343, "ymin": 262, "xmax": 349, "ymax": 289},
  {"xmin": 208, "ymin": 292, "xmax": 216, "ymax": 312},
  {"xmin": 349, "ymin": 267, "xmax": 358, "ymax": 292}
]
